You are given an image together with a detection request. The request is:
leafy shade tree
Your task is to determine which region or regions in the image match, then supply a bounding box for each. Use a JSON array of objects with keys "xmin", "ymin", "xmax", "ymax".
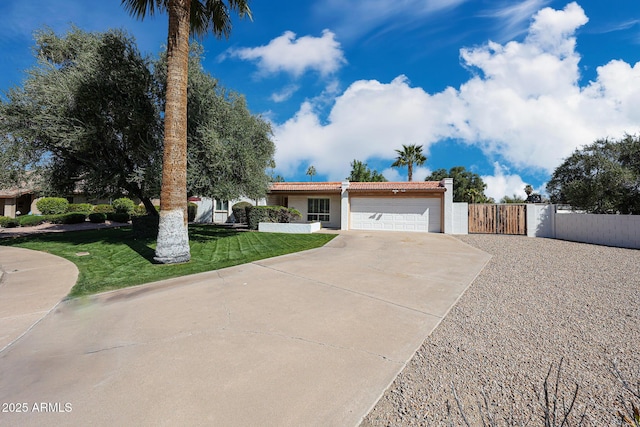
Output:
[
  {"xmin": 306, "ymin": 165, "xmax": 317, "ymax": 182},
  {"xmin": 347, "ymin": 159, "xmax": 387, "ymax": 182},
  {"xmin": 154, "ymin": 44, "xmax": 275, "ymax": 202},
  {"xmin": 547, "ymin": 136, "xmax": 640, "ymax": 214},
  {"xmin": 0, "ymin": 27, "xmax": 162, "ymax": 214},
  {"xmin": 500, "ymin": 194, "xmax": 526, "ymax": 203},
  {"xmin": 392, "ymin": 144, "xmax": 426, "ymax": 182},
  {"xmin": 425, "ymin": 166, "xmax": 492, "ymax": 203},
  {"xmin": 122, "ymin": 0, "xmax": 251, "ymax": 264}
]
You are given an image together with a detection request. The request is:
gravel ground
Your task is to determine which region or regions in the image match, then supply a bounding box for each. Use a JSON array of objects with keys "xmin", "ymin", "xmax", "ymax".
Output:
[{"xmin": 361, "ymin": 235, "xmax": 640, "ymax": 426}]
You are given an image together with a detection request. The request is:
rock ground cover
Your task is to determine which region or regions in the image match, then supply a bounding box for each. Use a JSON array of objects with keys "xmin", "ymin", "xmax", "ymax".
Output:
[{"xmin": 362, "ymin": 234, "xmax": 640, "ymax": 426}]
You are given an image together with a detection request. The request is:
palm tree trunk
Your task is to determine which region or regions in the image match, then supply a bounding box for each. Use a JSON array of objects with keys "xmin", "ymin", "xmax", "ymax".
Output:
[
  {"xmin": 408, "ymin": 162, "xmax": 413, "ymax": 182},
  {"xmin": 154, "ymin": 0, "xmax": 191, "ymax": 264}
]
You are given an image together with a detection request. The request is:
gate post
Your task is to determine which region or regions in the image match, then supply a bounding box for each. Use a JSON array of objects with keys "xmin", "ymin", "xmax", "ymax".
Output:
[{"xmin": 443, "ymin": 178, "xmax": 453, "ymax": 234}]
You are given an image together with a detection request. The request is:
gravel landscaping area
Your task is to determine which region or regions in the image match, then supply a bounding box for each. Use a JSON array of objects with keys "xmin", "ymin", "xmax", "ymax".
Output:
[{"xmin": 362, "ymin": 235, "xmax": 640, "ymax": 426}]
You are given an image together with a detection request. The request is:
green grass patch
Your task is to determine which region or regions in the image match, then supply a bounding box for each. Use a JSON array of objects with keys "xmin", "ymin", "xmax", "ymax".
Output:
[{"xmin": 0, "ymin": 224, "xmax": 336, "ymax": 298}]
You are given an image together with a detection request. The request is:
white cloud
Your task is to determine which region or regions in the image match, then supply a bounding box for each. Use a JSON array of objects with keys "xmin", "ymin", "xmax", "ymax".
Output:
[
  {"xmin": 222, "ymin": 29, "xmax": 346, "ymax": 78},
  {"xmin": 270, "ymin": 84, "xmax": 300, "ymax": 103},
  {"xmin": 381, "ymin": 168, "xmax": 402, "ymax": 182},
  {"xmin": 481, "ymin": 0, "xmax": 551, "ymax": 41},
  {"xmin": 314, "ymin": 0, "xmax": 468, "ymax": 41},
  {"xmin": 272, "ymin": 2, "xmax": 640, "ymax": 182},
  {"xmin": 482, "ymin": 163, "xmax": 527, "ymax": 201}
]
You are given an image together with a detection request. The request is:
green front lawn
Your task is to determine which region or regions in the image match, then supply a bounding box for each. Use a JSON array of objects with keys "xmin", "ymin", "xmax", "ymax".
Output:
[{"xmin": 0, "ymin": 225, "xmax": 336, "ymax": 298}]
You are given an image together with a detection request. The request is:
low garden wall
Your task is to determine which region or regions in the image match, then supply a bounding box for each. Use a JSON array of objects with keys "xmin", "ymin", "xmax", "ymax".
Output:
[{"xmin": 258, "ymin": 222, "xmax": 322, "ymax": 234}]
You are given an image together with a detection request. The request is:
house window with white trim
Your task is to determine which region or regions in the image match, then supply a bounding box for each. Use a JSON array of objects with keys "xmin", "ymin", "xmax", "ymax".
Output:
[{"xmin": 307, "ymin": 198, "xmax": 330, "ymax": 222}]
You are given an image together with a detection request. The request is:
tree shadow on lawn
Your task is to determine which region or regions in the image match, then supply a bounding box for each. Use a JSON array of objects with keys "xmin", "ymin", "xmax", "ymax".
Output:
[
  {"xmin": 187, "ymin": 224, "xmax": 239, "ymax": 242},
  {"xmin": 0, "ymin": 224, "xmax": 240, "ymax": 264}
]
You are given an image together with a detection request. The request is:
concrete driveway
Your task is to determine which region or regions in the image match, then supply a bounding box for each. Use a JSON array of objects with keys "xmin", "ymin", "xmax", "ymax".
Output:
[{"xmin": 0, "ymin": 231, "xmax": 490, "ymax": 426}]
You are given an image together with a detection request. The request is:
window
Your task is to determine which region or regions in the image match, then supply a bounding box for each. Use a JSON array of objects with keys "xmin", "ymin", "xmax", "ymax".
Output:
[
  {"xmin": 216, "ymin": 200, "xmax": 229, "ymax": 211},
  {"xmin": 307, "ymin": 198, "xmax": 330, "ymax": 222}
]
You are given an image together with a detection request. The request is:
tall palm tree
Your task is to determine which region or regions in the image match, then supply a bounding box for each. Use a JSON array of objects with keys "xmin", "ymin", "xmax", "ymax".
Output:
[
  {"xmin": 391, "ymin": 144, "xmax": 426, "ymax": 181},
  {"xmin": 306, "ymin": 165, "xmax": 317, "ymax": 182},
  {"xmin": 121, "ymin": 0, "xmax": 251, "ymax": 264}
]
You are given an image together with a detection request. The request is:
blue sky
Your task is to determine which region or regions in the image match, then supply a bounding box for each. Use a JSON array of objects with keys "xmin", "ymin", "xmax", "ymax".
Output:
[{"xmin": 1, "ymin": 1, "xmax": 640, "ymax": 200}]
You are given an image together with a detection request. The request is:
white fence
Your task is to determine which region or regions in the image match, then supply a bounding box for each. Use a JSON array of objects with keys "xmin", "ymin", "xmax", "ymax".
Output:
[
  {"xmin": 454, "ymin": 203, "xmax": 639, "ymax": 249},
  {"xmin": 528, "ymin": 205, "xmax": 640, "ymax": 249}
]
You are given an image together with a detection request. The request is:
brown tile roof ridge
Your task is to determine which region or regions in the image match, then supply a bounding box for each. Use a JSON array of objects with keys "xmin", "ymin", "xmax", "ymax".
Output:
[
  {"xmin": 269, "ymin": 181, "xmax": 445, "ymax": 192},
  {"xmin": 269, "ymin": 182, "xmax": 343, "ymax": 192},
  {"xmin": 348, "ymin": 181, "xmax": 444, "ymax": 191}
]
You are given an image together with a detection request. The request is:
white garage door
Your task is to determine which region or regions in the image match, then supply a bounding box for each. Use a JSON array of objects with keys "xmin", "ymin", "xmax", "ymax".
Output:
[{"xmin": 350, "ymin": 197, "xmax": 441, "ymax": 232}]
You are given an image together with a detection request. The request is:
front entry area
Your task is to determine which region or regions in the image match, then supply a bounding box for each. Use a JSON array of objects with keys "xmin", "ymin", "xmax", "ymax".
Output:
[{"xmin": 349, "ymin": 197, "xmax": 441, "ymax": 232}]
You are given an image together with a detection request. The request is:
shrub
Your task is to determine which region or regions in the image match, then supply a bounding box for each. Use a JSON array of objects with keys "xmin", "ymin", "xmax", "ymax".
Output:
[
  {"xmin": 66, "ymin": 203, "xmax": 93, "ymax": 215},
  {"xmin": 246, "ymin": 206, "xmax": 301, "ymax": 230},
  {"xmin": 36, "ymin": 197, "xmax": 69, "ymax": 215},
  {"xmin": 232, "ymin": 201, "xmax": 252, "ymax": 224},
  {"xmin": 131, "ymin": 214, "xmax": 159, "ymax": 237},
  {"xmin": 133, "ymin": 204, "xmax": 147, "ymax": 216},
  {"xmin": 88, "ymin": 213, "xmax": 107, "ymax": 223},
  {"xmin": 46, "ymin": 214, "xmax": 66, "ymax": 224},
  {"xmin": 288, "ymin": 209, "xmax": 302, "ymax": 222},
  {"xmin": 61, "ymin": 213, "xmax": 87, "ymax": 224},
  {"xmin": 18, "ymin": 215, "xmax": 47, "ymax": 227},
  {"xmin": 0, "ymin": 216, "xmax": 19, "ymax": 228},
  {"xmin": 112, "ymin": 197, "xmax": 135, "ymax": 215},
  {"xmin": 109, "ymin": 212, "xmax": 130, "ymax": 223},
  {"xmin": 188, "ymin": 202, "xmax": 198, "ymax": 222},
  {"xmin": 93, "ymin": 204, "xmax": 115, "ymax": 214}
]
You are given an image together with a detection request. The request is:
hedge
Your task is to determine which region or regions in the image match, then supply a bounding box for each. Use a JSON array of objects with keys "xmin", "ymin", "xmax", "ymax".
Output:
[
  {"xmin": 188, "ymin": 202, "xmax": 198, "ymax": 222},
  {"xmin": 0, "ymin": 216, "xmax": 19, "ymax": 228},
  {"xmin": 232, "ymin": 201, "xmax": 252, "ymax": 224},
  {"xmin": 36, "ymin": 197, "xmax": 69, "ymax": 215},
  {"xmin": 88, "ymin": 213, "xmax": 107, "ymax": 223},
  {"xmin": 109, "ymin": 212, "xmax": 130, "ymax": 223},
  {"xmin": 246, "ymin": 206, "xmax": 302, "ymax": 230},
  {"xmin": 93, "ymin": 204, "xmax": 115, "ymax": 214},
  {"xmin": 112, "ymin": 198, "xmax": 135, "ymax": 215},
  {"xmin": 18, "ymin": 215, "xmax": 47, "ymax": 227},
  {"xmin": 66, "ymin": 203, "xmax": 93, "ymax": 215},
  {"xmin": 61, "ymin": 213, "xmax": 87, "ymax": 224}
]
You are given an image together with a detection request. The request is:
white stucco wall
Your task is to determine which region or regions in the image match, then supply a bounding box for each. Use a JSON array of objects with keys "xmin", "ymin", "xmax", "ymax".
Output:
[
  {"xmin": 258, "ymin": 221, "xmax": 322, "ymax": 233},
  {"xmin": 451, "ymin": 202, "xmax": 468, "ymax": 234},
  {"xmin": 526, "ymin": 204, "xmax": 555, "ymax": 238},
  {"xmin": 554, "ymin": 212, "xmax": 640, "ymax": 249}
]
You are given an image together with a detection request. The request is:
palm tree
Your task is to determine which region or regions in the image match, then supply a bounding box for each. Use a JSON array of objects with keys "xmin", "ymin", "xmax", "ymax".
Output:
[
  {"xmin": 391, "ymin": 144, "xmax": 426, "ymax": 181},
  {"xmin": 121, "ymin": 0, "xmax": 251, "ymax": 264},
  {"xmin": 306, "ymin": 165, "xmax": 317, "ymax": 182},
  {"xmin": 524, "ymin": 184, "xmax": 533, "ymax": 197}
]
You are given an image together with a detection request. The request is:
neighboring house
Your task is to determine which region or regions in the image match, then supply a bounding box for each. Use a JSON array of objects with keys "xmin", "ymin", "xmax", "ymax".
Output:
[
  {"xmin": 0, "ymin": 186, "xmax": 38, "ymax": 218},
  {"xmin": 267, "ymin": 179, "xmax": 454, "ymax": 233}
]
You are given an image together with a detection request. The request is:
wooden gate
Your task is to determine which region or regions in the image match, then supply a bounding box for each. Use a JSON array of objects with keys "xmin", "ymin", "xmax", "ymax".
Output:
[{"xmin": 468, "ymin": 204, "xmax": 527, "ymax": 235}]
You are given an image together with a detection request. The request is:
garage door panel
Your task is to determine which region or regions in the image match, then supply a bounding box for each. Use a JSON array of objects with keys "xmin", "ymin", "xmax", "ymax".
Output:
[{"xmin": 350, "ymin": 197, "xmax": 440, "ymax": 232}]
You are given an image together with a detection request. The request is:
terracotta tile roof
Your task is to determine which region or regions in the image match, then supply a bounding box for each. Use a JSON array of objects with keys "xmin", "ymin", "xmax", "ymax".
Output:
[
  {"xmin": 348, "ymin": 181, "xmax": 444, "ymax": 191},
  {"xmin": 268, "ymin": 181, "xmax": 445, "ymax": 193},
  {"xmin": 269, "ymin": 182, "xmax": 343, "ymax": 192}
]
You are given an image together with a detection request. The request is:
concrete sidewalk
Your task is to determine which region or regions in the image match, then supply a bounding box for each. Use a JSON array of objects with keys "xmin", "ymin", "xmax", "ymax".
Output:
[
  {"xmin": 0, "ymin": 246, "xmax": 78, "ymax": 352},
  {"xmin": 0, "ymin": 231, "xmax": 490, "ymax": 426}
]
